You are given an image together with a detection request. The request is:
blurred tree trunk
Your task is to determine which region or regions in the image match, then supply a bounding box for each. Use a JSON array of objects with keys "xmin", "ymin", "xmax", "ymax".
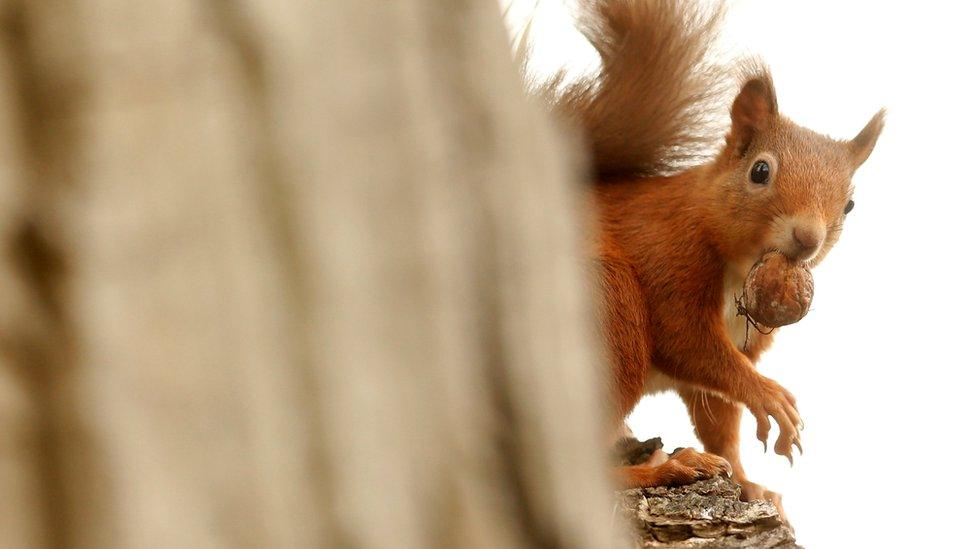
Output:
[{"xmin": 0, "ymin": 1, "xmax": 617, "ymax": 548}]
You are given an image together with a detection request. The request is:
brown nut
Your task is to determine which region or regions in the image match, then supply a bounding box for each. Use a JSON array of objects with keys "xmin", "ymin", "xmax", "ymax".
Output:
[{"xmin": 742, "ymin": 251, "xmax": 814, "ymax": 328}]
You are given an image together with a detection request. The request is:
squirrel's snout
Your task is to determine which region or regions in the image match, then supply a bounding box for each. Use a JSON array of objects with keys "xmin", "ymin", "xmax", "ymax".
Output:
[{"xmin": 789, "ymin": 223, "xmax": 825, "ymax": 261}]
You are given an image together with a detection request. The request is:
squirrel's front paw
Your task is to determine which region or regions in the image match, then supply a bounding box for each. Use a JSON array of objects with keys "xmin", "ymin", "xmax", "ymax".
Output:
[{"xmin": 747, "ymin": 378, "xmax": 803, "ymax": 464}]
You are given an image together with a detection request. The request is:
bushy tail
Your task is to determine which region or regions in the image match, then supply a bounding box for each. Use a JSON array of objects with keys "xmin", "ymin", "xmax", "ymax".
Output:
[{"xmin": 536, "ymin": 0, "xmax": 731, "ymax": 179}]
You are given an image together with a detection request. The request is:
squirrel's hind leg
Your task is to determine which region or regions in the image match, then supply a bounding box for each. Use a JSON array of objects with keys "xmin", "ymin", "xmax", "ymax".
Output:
[
  {"xmin": 594, "ymin": 248, "xmax": 651, "ymax": 427},
  {"xmin": 678, "ymin": 386, "xmax": 748, "ymax": 480},
  {"xmin": 615, "ymin": 448, "xmax": 731, "ymax": 488},
  {"xmin": 678, "ymin": 386, "xmax": 790, "ymax": 523}
]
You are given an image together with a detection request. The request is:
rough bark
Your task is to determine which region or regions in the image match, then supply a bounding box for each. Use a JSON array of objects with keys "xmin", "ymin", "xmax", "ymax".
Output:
[
  {"xmin": 618, "ymin": 477, "xmax": 799, "ymax": 548},
  {"xmin": 614, "ymin": 438, "xmax": 799, "ymax": 548}
]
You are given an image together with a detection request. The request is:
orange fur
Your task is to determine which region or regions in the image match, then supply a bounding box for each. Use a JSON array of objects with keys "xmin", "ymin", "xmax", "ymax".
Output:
[
  {"xmin": 616, "ymin": 447, "xmax": 731, "ymax": 488},
  {"xmin": 540, "ymin": 1, "xmax": 884, "ymax": 501}
]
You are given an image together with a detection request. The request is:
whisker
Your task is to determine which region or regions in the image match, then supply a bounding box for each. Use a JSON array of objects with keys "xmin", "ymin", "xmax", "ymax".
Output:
[{"xmin": 702, "ymin": 389, "xmax": 717, "ymax": 424}]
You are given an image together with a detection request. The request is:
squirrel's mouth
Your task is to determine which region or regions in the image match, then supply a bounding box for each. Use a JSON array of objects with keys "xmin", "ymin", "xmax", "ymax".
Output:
[
  {"xmin": 761, "ymin": 245, "xmax": 815, "ymax": 268},
  {"xmin": 765, "ymin": 215, "xmax": 827, "ymax": 264},
  {"xmin": 768, "ymin": 230, "xmax": 824, "ymax": 263}
]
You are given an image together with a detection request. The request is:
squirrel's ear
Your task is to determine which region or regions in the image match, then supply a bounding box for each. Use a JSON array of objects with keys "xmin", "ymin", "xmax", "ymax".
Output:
[
  {"xmin": 847, "ymin": 109, "xmax": 885, "ymax": 169},
  {"xmin": 727, "ymin": 74, "xmax": 778, "ymax": 157}
]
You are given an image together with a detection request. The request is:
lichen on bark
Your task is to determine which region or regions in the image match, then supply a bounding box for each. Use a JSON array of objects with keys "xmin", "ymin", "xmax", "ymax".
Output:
[{"xmin": 617, "ymin": 472, "xmax": 799, "ymax": 547}]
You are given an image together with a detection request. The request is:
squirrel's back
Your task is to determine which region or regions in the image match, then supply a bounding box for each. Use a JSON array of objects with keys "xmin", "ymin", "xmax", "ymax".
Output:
[{"xmin": 538, "ymin": 0, "xmax": 731, "ymax": 179}]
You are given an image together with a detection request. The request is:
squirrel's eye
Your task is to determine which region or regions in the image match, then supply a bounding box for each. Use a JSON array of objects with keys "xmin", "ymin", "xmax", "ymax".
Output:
[
  {"xmin": 749, "ymin": 160, "xmax": 770, "ymax": 185},
  {"xmin": 844, "ymin": 200, "xmax": 855, "ymax": 214}
]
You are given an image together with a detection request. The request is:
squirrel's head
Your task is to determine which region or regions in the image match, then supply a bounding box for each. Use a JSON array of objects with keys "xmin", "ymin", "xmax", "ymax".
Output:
[{"xmin": 710, "ymin": 68, "xmax": 884, "ymax": 269}]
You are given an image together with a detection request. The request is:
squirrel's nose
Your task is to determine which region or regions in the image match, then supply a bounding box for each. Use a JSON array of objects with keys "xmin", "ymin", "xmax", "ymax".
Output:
[{"xmin": 791, "ymin": 224, "xmax": 825, "ymax": 258}]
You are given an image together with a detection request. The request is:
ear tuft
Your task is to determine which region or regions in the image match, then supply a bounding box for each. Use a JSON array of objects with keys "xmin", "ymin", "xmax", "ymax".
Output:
[
  {"xmin": 726, "ymin": 67, "xmax": 778, "ymax": 158},
  {"xmin": 848, "ymin": 109, "xmax": 885, "ymax": 169}
]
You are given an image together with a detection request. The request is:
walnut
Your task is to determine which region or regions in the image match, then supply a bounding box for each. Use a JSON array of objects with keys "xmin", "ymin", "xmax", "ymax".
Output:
[{"xmin": 741, "ymin": 251, "xmax": 814, "ymax": 328}]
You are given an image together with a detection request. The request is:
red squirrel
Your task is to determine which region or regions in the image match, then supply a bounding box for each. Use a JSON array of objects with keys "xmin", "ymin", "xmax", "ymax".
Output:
[{"xmin": 538, "ymin": 1, "xmax": 884, "ymax": 507}]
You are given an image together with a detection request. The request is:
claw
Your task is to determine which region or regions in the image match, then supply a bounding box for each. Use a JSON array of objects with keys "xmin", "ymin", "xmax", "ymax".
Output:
[
  {"xmin": 762, "ymin": 439, "xmax": 767, "ymax": 453},
  {"xmin": 786, "ymin": 452, "xmax": 793, "ymax": 467},
  {"xmin": 793, "ymin": 440, "xmax": 803, "ymax": 455}
]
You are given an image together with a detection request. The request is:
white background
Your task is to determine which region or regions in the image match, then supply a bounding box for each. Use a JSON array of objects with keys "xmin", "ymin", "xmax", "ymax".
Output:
[{"xmin": 504, "ymin": 1, "xmax": 976, "ymax": 546}]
